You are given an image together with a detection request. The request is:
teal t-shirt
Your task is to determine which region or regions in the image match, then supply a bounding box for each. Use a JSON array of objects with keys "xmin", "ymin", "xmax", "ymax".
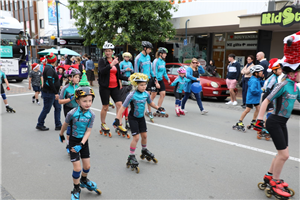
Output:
[
  {"xmin": 123, "ymin": 90, "xmax": 152, "ymax": 118},
  {"xmin": 0, "ymin": 71, "xmax": 6, "ymax": 85},
  {"xmin": 59, "ymin": 83, "xmax": 79, "ymax": 108}
]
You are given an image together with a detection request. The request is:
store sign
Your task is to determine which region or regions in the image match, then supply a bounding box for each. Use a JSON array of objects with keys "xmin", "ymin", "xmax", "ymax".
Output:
[
  {"xmin": 60, "ymin": 39, "xmax": 84, "ymax": 46},
  {"xmin": 261, "ymin": 6, "xmax": 300, "ymax": 27},
  {"xmin": 0, "ymin": 59, "xmax": 19, "ymax": 75},
  {"xmin": 61, "ymin": 28, "xmax": 80, "ymax": 37},
  {"xmin": 227, "ymin": 34, "xmax": 258, "ymax": 40},
  {"xmin": 226, "ymin": 40, "xmax": 257, "ymax": 50},
  {"xmin": 0, "ymin": 46, "xmax": 13, "ymax": 57}
]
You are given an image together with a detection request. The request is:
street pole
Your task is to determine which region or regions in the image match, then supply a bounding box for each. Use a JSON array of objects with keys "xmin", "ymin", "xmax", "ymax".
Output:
[
  {"xmin": 56, "ymin": 0, "xmax": 60, "ymax": 63},
  {"xmin": 185, "ymin": 19, "xmax": 190, "ymax": 43}
]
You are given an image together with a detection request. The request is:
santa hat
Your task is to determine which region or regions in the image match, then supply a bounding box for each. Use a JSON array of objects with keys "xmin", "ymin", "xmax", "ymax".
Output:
[
  {"xmin": 64, "ymin": 65, "xmax": 71, "ymax": 71},
  {"xmin": 56, "ymin": 65, "xmax": 65, "ymax": 72},
  {"xmin": 31, "ymin": 63, "xmax": 39, "ymax": 70},
  {"xmin": 71, "ymin": 64, "xmax": 79, "ymax": 69},
  {"xmin": 267, "ymin": 58, "xmax": 282, "ymax": 72},
  {"xmin": 281, "ymin": 31, "xmax": 300, "ymax": 70},
  {"xmin": 46, "ymin": 52, "xmax": 57, "ymax": 63},
  {"xmin": 40, "ymin": 56, "xmax": 46, "ymax": 63}
]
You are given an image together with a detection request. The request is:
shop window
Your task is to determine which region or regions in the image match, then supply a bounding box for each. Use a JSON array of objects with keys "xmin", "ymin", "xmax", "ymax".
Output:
[
  {"xmin": 29, "ymin": 0, "xmax": 32, "ymax": 7},
  {"xmin": 40, "ymin": 19, "xmax": 44, "ymax": 29},
  {"xmin": 25, "ymin": 0, "xmax": 27, "ymax": 8},
  {"xmin": 212, "ymin": 33, "xmax": 226, "ymax": 78},
  {"xmin": 31, "ymin": 19, "xmax": 35, "ymax": 35},
  {"xmin": 14, "ymin": 0, "xmax": 17, "ymax": 10},
  {"xmin": 19, "ymin": 0, "xmax": 22, "ymax": 9}
]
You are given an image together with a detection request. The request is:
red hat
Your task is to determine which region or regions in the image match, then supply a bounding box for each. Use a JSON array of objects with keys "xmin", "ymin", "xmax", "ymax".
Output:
[
  {"xmin": 56, "ymin": 65, "xmax": 65, "ymax": 71},
  {"xmin": 31, "ymin": 63, "xmax": 39, "ymax": 70},
  {"xmin": 267, "ymin": 58, "xmax": 282, "ymax": 72},
  {"xmin": 71, "ymin": 64, "xmax": 79, "ymax": 69},
  {"xmin": 40, "ymin": 56, "xmax": 46, "ymax": 63},
  {"xmin": 281, "ymin": 31, "xmax": 300, "ymax": 70},
  {"xmin": 64, "ymin": 65, "xmax": 71, "ymax": 71},
  {"xmin": 46, "ymin": 53, "xmax": 57, "ymax": 63}
]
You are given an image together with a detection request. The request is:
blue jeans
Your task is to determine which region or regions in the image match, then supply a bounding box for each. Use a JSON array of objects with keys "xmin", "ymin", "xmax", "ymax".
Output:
[
  {"xmin": 37, "ymin": 92, "xmax": 62, "ymax": 127},
  {"xmin": 181, "ymin": 92, "xmax": 204, "ymax": 111},
  {"xmin": 242, "ymin": 77, "xmax": 250, "ymax": 105}
]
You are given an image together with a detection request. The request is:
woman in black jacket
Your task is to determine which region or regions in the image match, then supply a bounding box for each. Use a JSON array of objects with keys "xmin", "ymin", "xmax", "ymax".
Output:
[
  {"xmin": 206, "ymin": 60, "xmax": 217, "ymax": 76},
  {"xmin": 98, "ymin": 42, "xmax": 129, "ymax": 135}
]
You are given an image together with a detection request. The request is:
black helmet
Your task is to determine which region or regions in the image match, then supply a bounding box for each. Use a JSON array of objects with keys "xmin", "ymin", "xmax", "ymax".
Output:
[
  {"xmin": 142, "ymin": 41, "xmax": 153, "ymax": 49},
  {"xmin": 282, "ymin": 65, "xmax": 300, "ymax": 74},
  {"xmin": 157, "ymin": 47, "xmax": 168, "ymax": 54},
  {"xmin": 75, "ymin": 86, "xmax": 95, "ymax": 101}
]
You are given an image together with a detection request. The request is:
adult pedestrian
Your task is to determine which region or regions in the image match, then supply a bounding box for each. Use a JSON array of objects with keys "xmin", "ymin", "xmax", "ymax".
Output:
[
  {"xmin": 225, "ymin": 53, "xmax": 241, "ymax": 106},
  {"xmin": 36, "ymin": 53, "xmax": 62, "ymax": 131},
  {"xmin": 98, "ymin": 41, "xmax": 129, "ymax": 136},
  {"xmin": 206, "ymin": 60, "xmax": 217, "ymax": 77},
  {"xmin": 240, "ymin": 55, "xmax": 254, "ymax": 108},
  {"xmin": 75, "ymin": 57, "xmax": 84, "ymax": 74},
  {"xmin": 181, "ymin": 58, "xmax": 208, "ymax": 115},
  {"xmin": 65, "ymin": 54, "xmax": 72, "ymax": 65},
  {"xmin": 256, "ymin": 51, "xmax": 269, "ymax": 78},
  {"xmin": 81, "ymin": 53, "xmax": 88, "ymax": 69},
  {"xmin": 85, "ymin": 55, "xmax": 95, "ymax": 86}
]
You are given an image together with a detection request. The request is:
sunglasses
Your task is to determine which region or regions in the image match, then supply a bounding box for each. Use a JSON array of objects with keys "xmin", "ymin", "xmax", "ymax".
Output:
[{"xmin": 192, "ymin": 62, "xmax": 198, "ymax": 64}]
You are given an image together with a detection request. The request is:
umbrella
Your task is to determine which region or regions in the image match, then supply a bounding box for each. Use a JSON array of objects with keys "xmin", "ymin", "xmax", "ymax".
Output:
[{"xmin": 38, "ymin": 47, "xmax": 80, "ymax": 56}]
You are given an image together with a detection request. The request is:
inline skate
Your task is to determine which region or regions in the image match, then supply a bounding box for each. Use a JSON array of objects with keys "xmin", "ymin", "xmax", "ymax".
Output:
[
  {"xmin": 126, "ymin": 155, "xmax": 140, "ymax": 173},
  {"xmin": 258, "ymin": 174, "xmax": 294, "ymax": 197},
  {"xmin": 179, "ymin": 109, "xmax": 185, "ymax": 116},
  {"xmin": 71, "ymin": 187, "xmax": 81, "ymax": 200},
  {"xmin": 140, "ymin": 148, "xmax": 158, "ymax": 163},
  {"xmin": 175, "ymin": 108, "xmax": 180, "ymax": 117},
  {"xmin": 6, "ymin": 105, "xmax": 15, "ymax": 113},
  {"xmin": 247, "ymin": 120, "xmax": 256, "ymax": 129},
  {"xmin": 257, "ymin": 128, "xmax": 271, "ymax": 141},
  {"xmin": 80, "ymin": 178, "xmax": 102, "ymax": 195},
  {"xmin": 262, "ymin": 179, "xmax": 293, "ymax": 199},
  {"xmin": 99, "ymin": 123, "xmax": 112, "ymax": 138},
  {"xmin": 115, "ymin": 125, "xmax": 130, "ymax": 139},
  {"xmin": 153, "ymin": 110, "xmax": 169, "ymax": 118},
  {"xmin": 109, "ymin": 101, "xmax": 115, "ymax": 109},
  {"xmin": 232, "ymin": 121, "xmax": 246, "ymax": 132},
  {"xmin": 145, "ymin": 111, "xmax": 154, "ymax": 123},
  {"xmin": 125, "ymin": 120, "xmax": 130, "ymax": 130}
]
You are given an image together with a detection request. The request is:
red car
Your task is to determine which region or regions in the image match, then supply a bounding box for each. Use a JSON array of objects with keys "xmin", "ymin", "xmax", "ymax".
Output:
[{"xmin": 163, "ymin": 63, "xmax": 237, "ymax": 101}]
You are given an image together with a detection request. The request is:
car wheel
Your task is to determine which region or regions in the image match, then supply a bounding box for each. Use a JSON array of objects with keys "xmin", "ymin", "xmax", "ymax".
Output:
[
  {"xmin": 216, "ymin": 96, "xmax": 227, "ymax": 101},
  {"xmin": 16, "ymin": 79, "xmax": 23, "ymax": 83}
]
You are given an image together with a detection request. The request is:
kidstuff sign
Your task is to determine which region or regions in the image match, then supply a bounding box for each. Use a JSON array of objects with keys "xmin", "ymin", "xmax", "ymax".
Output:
[{"xmin": 261, "ymin": 6, "xmax": 300, "ymax": 27}]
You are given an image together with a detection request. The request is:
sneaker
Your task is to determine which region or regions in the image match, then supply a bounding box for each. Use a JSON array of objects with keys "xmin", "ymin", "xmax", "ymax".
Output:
[
  {"xmin": 55, "ymin": 126, "xmax": 62, "ymax": 131},
  {"xmin": 36, "ymin": 126, "xmax": 49, "ymax": 131},
  {"xmin": 225, "ymin": 101, "xmax": 233, "ymax": 105},
  {"xmin": 181, "ymin": 109, "xmax": 188, "ymax": 113},
  {"xmin": 201, "ymin": 110, "xmax": 208, "ymax": 115},
  {"xmin": 37, "ymin": 102, "xmax": 40, "ymax": 105},
  {"xmin": 232, "ymin": 101, "xmax": 238, "ymax": 106},
  {"xmin": 241, "ymin": 104, "xmax": 246, "ymax": 109}
]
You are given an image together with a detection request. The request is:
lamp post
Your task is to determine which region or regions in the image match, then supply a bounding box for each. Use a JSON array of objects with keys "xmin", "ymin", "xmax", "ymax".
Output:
[
  {"xmin": 56, "ymin": 0, "xmax": 60, "ymax": 63},
  {"xmin": 185, "ymin": 19, "xmax": 190, "ymax": 44}
]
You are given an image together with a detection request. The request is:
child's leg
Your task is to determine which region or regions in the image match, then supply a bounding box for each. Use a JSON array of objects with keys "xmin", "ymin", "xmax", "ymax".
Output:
[
  {"xmin": 81, "ymin": 158, "xmax": 90, "ymax": 180},
  {"xmin": 72, "ymin": 161, "xmax": 82, "ymax": 185},
  {"xmin": 272, "ymin": 148, "xmax": 289, "ymax": 179},
  {"xmin": 35, "ymin": 91, "xmax": 39, "ymax": 100},
  {"xmin": 253, "ymin": 105, "xmax": 260, "ymax": 120},
  {"xmin": 140, "ymin": 132, "xmax": 147, "ymax": 149},
  {"xmin": 239, "ymin": 107, "xmax": 251, "ymax": 121},
  {"xmin": 130, "ymin": 134, "xmax": 140, "ymax": 154}
]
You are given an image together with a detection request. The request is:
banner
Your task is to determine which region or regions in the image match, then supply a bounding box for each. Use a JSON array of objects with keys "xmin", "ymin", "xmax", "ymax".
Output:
[
  {"xmin": 0, "ymin": 59, "xmax": 19, "ymax": 75},
  {"xmin": 0, "ymin": 46, "xmax": 13, "ymax": 57},
  {"xmin": 226, "ymin": 40, "xmax": 257, "ymax": 50},
  {"xmin": 261, "ymin": 6, "xmax": 300, "ymax": 27},
  {"xmin": 48, "ymin": 0, "xmax": 60, "ymax": 25}
]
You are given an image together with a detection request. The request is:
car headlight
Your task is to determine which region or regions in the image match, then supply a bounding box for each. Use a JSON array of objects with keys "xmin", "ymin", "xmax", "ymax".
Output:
[{"xmin": 211, "ymin": 81, "xmax": 219, "ymax": 88}]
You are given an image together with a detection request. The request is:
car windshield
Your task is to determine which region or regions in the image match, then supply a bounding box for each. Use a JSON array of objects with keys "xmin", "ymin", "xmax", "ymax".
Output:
[{"xmin": 182, "ymin": 65, "xmax": 213, "ymax": 77}]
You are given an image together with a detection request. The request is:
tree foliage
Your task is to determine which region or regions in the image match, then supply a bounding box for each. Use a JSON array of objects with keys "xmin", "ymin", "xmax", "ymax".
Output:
[{"xmin": 68, "ymin": 0, "xmax": 177, "ymax": 50}]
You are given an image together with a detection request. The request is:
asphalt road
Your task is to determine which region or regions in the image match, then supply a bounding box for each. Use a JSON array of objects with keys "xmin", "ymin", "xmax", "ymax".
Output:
[{"xmin": 1, "ymin": 80, "xmax": 299, "ymax": 200}]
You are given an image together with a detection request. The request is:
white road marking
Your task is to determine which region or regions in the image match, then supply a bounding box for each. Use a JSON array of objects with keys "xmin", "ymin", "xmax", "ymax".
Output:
[
  {"xmin": 5, "ymin": 93, "xmax": 300, "ymax": 163},
  {"xmin": 8, "ymin": 83, "xmax": 25, "ymax": 88}
]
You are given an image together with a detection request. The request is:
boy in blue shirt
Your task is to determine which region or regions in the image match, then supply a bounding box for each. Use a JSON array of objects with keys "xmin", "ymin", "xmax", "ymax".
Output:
[
  {"xmin": 113, "ymin": 73, "xmax": 165, "ymax": 173},
  {"xmin": 59, "ymin": 74, "xmax": 101, "ymax": 199}
]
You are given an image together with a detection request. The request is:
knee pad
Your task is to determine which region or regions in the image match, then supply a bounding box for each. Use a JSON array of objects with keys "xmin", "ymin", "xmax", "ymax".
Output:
[
  {"xmin": 266, "ymin": 112, "xmax": 272, "ymax": 119},
  {"xmin": 82, "ymin": 168, "xmax": 90, "ymax": 174},
  {"xmin": 175, "ymin": 99, "xmax": 180, "ymax": 105},
  {"xmin": 178, "ymin": 100, "xmax": 181, "ymax": 107},
  {"xmin": 67, "ymin": 126, "xmax": 71, "ymax": 136},
  {"xmin": 72, "ymin": 170, "xmax": 81, "ymax": 179},
  {"xmin": 1, "ymin": 93, "xmax": 6, "ymax": 100}
]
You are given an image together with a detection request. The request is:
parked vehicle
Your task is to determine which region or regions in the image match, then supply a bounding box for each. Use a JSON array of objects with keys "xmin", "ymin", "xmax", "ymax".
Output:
[{"xmin": 163, "ymin": 63, "xmax": 237, "ymax": 101}]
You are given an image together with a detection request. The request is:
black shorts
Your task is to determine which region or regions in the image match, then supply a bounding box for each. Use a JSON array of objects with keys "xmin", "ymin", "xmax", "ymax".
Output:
[
  {"xmin": 32, "ymin": 86, "xmax": 41, "ymax": 92},
  {"xmin": 128, "ymin": 114, "xmax": 147, "ymax": 136},
  {"xmin": 99, "ymin": 86, "xmax": 121, "ymax": 105},
  {"xmin": 150, "ymin": 80, "xmax": 166, "ymax": 93},
  {"xmin": 174, "ymin": 92, "xmax": 183, "ymax": 100},
  {"xmin": 246, "ymin": 104, "xmax": 259, "ymax": 109},
  {"xmin": 146, "ymin": 77, "xmax": 155, "ymax": 92},
  {"xmin": 0, "ymin": 84, "xmax": 4, "ymax": 94},
  {"xmin": 266, "ymin": 114, "xmax": 289, "ymax": 150},
  {"xmin": 262, "ymin": 92, "xmax": 274, "ymax": 111},
  {"xmin": 69, "ymin": 137, "xmax": 90, "ymax": 162}
]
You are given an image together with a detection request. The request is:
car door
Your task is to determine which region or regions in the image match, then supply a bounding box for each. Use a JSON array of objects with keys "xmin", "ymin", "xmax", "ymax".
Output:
[{"xmin": 164, "ymin": 64, "xmax": 174, "ymax": 92}]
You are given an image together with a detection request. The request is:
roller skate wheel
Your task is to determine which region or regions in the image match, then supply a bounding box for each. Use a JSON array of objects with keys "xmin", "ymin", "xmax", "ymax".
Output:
[
  {"xmin": 287, "ymin": 188, "xmax": 295, "ymax": 197},
  {"xmin": 140, "ymin": 155, "xmax": 145, "ymax": 160},
  {"xmin": 153, "ymin": 113, "xmax": 157, "ymax": 117},
  {"xmin": 257, "ymin": 182, "xmax": 266, "ymax": 190},
  {"xmin": 95, "ymin": 189, "xmax": 102, "ymax": 195},
  {"xmin": 242, "ymin": 129, "xmax": 246, "ymax": 132},
  {"xmin": 109, "ymin": 132, "xmax": 112, "ymax": 138},
  {"xmin": 99, "ymin": 130, "xmax": 103, "ymax": 135},
  {"xmin": 136, "ymin": 167, "xmax": 140, "ymax": 174},
  {"xmin": 247, "ymin": 125, "xmax": 251, "ymax": 129},
  {"xmin": 126, "ymin": 163, "xmax": 130, "ymax": 168},
  {"xmin": 150, "ymin": 119, "xmax": 154, "ymax": 123},
  {"xmin": 153, "ymin": 158, "xmax": 158, "ymax": 164},
  {"xmin": 127, "ymin": 134, "xmax": 130, "ymax": 139},
  {"xmin": 158, "ymin": 114, "xmax": 160, "ymax": 117},
  {"xmin": 232, "ymin": 126, "xmax": 237, "ymax": 130},
  {"xmin": 146, "ymin": 156, "xmax": 151, "ymax": 162},
  {"xmin": 165, "ymin": 114, "xmax": 169, "ymax": 118},
  {"xmin": 265, "ymin": 136, "xmax": 271, "ymax": 141},
  {"xmin": 131, "ymin": 167, "xmax": 134, "ymax": 171},
  {"xmin": 257, "ymin": 134, "xmax": 262, "ymax": 140},
  {"xmin": 104, "ymin": 133, "xmax": 107, "ymax": 136},
  {"xmin": 264, "ymin": 188, "xmax": 272, "ymax": 198},
  {"xmin": 117, "ymin": 131, "xmax": 121, "ymax": 136},
  {"xmin": 122, "ymin": 134, "xmax": 125, "ymax": 137}
]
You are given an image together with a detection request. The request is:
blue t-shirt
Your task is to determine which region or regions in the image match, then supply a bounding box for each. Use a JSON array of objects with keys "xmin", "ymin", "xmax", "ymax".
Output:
[
  {"xmin": 152, "ymin": 58, "xmax": 169, "ymax": 81},
  {"xmin": 170, "ymin": 76, "xmax": 189, "ymax": 93},
  {"xmin": 0, "ymin": 71, "xmax": 6, "ymax": 85},
  {"xmin": 246, "ymin": 76, "xmax": 264, "ymax": 104},
  {"xmin": 123, "ymin": 90, "xmax": 152, "ymax": 118},
  {"xmin": 134, "ymin": 52, "xmax": 154, "ymax": 78},
  {"xmin": 59, "ymin": 83, "xmax": 79, "ymax": 108},
  {"xmin": 120, "ymin": 60, "xmax": 134, "ymax": 77},
  {"xmin": 65, "ymin": 106, "xmax": 95, "ymax": 138}
]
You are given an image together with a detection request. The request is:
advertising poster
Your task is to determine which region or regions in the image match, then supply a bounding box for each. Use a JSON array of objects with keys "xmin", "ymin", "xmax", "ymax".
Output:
[
  {"xmin": 0, "ymin": 59, "xmax": 19, "ymax": 75},
  {"xmin": 48, "ymin": 0, "xmax": 60, "ymax": 25}
]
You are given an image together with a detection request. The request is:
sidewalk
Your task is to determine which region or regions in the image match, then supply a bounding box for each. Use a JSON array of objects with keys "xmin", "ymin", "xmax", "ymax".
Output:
[{"xmin": 236, "ymin": 87, "xmax": 242, "ymax": 100}]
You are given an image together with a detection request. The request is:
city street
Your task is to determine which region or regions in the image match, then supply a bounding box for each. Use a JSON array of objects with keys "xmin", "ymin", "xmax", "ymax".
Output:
[{"xmin": 1, "ymin": 80, "xmax": 300, "ymax": 200}]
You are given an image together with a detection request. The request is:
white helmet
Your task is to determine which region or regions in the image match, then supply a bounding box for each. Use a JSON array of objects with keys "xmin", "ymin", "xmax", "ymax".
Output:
[
  {"xmin": 103, "ymin": 41, "xmax": 114, "ymax": 50},
  {"xmin": 250, "ymin": 65, "xmax": 264, "ymax": 74}
]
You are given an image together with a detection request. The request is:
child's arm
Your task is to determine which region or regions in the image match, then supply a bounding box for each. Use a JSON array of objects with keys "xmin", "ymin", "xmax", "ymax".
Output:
[
  {"xmin": 59, "ymin": 122, "xmax": 69, "ymax": 143},
  {"xmin": 170, "ymin": 77, "xmax": 179, "ymax": 86},
  {"xmin": 113, "ymin": 105, "xmax": 126, "ymax": 127},
  {"xmin": 58, "ymin": 98, "xmax": 72, "ymax": 104},
  {"xmin": 28, "ymin": 77, "xmax": 32, "ymax": 90},
  {"xmin": 79, "ymin": 128, "xmax": 92, "ymax": 146}
]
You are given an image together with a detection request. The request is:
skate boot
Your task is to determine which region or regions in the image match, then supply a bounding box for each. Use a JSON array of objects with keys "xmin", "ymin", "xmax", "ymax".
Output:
[
  {"xmin": 140, "ymin": 148, "xmax": 158, "ymax": 163},
  {"xmin": 175, "ymin": 108, "xmax": 180, "ymax": 117},
  {"xmin": 126, "ymin": 155, "xmax": 140, "ymax": 173},
  {"xmin": 71, "ymin": 187, "xmax": 81, "ymax": 200},
  {"xmin": 247, "ymin": 120, "xmax": 256, "ymax": 129},
  {"xmin": 125, "ymin": 120, "xmax": 130, "ymax": 130},
  {"xmin": 232, "ymin": 121, "xmax": 245, "ymax": 132},
  {"xmin": 264, "ymin": 179, "xmax": 291, "ymax": 199},
  {"xmin": 116, "ymin": 125, "xmax": 130, "ymax": 139},
  {"xmin": 80, "ymin": 178, "xmax": 102, "ymax": 195},
  {"xmin": 109, "ymin": 101, "xmax": 115, "ymax": 109},
  {"xmin": 6, "ymin": 105, "xmax": 15, "ymax": 113},
  {"xmin": 257, "ymin": 128, "xmax": 271, "ymax": 141},
  {"xmin": 99, "ymin": 123, "xmax": 112, "ymax": 138},
  {"xmin": 153, "ymin": 110, "xmax": 169, "ymax": 118},
  {"xmin": 145, "ymin": 111, "xmax": 154, "ymax": 123},
  {"xmin": 179, "ymin": 109, "xmax": 185, "ymax": 116}
]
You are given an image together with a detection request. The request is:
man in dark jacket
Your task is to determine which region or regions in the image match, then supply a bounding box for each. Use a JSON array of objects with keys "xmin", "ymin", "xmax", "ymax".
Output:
[
  {"xmin": 36, "ymin": 53, "xmax": 62, "ymax": 131},
  {"xmin": 256, "ymin": 52, "xmax": 269, "ymax": 78},
  {"xmin": 225, "ymin": 54, "xmax": 241, "ymax": 106}
]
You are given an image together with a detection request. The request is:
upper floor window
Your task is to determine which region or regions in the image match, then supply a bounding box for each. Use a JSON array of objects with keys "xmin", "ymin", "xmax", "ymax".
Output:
[{"xmin": 40, "ymin": 19, "xmax": 44, "ymax": 29}]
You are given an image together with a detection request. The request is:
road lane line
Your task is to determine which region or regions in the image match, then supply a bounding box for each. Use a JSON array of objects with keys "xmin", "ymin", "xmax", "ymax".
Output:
[
  {"xmin": 90, "ymin": 107, "xmax": 300, "ymax": 163},
  {"xmin": 8, "ymin": 83, "xmax": 25, "ymax": 88},
  {"xmin": 7, "ymin": 93, "xmax": 34, "ymax": 97}
]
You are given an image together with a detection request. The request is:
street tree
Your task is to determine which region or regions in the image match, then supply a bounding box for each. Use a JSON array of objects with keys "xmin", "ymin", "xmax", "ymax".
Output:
[{"xmin": 68, "ymin": 0, "xmax": 177, "ymax": 50}]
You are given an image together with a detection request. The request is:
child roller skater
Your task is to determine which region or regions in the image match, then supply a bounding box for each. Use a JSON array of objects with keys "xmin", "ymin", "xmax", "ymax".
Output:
[
  {"xmin": 59, "ymin": 68, "xmax": 81, "ymax": 154},
  {"xmin": 28, "ymin": 63, "xmax": 43, "ymax": 105},
  {"xmin": 59, "ymin": 75, "xmax": 101, "ymax": 199},
  {"xmin": 170, "ymin": 67, "xmax": 189, "ymax": 116},
  {"xmin": 254, "ymin": 32, "xmax": 300, "ymax": 200},
  {"xmin": 232, "ymin": 65, "xmax": 264, "ymax": 133},
  {"xmin": 0, "ymin": 64, "xmax": 15, "ymax": 113},
  {"xmin": 113, "ymin": 73, "xmax": 165, "ymax": 173}
]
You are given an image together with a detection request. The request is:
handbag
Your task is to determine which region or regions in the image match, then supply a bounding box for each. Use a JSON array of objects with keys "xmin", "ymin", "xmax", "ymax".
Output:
[{"xmin": 239, "ymin": 76, "xmax": 244, "ymax": 87}]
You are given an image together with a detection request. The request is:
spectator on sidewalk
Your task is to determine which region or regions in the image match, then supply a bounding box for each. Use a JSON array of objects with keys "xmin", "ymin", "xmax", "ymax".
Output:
[
  {"xmin": 240, "ymin": 55, "xmax": 254, "ymax": 108},
  {"xmin": 206, "ymin": 60, "xmax": 217, "ymax": 77},
  {"xmin": 256, "ymin": 52, "xmax": 269, "ymax": 78},
  {"xmin": 86, "ymin": 55, "xmax": 95, "ymax": 86}
]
